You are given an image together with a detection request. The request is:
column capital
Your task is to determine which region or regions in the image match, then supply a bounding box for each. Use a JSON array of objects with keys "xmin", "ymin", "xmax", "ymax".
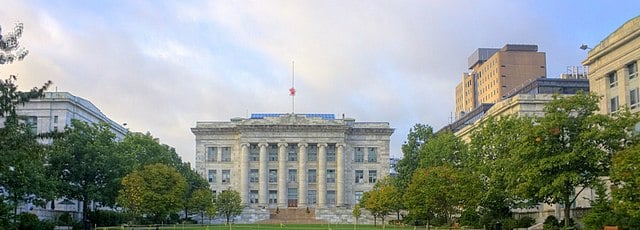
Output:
[
  {"xmin": 337, "ymin": 143, "xmax": 346, "ymax": 149},
  {"xmin": 298, "ymin": 143, "xmax": 308, "ymax": 148},
  {"xmin": 278, "ymin": 143, "xmax": 288, "ymax": 148},
  {"xmin": 241, "ymin": 143, "xmax": 250, "ymax": 148},
  {"xmin": 318, "ymin": 143, "xmax": 328, "ymax": 148},
  {"xmin": 258, "ymin": 143, "xmax": 268, "ymax": 148}
]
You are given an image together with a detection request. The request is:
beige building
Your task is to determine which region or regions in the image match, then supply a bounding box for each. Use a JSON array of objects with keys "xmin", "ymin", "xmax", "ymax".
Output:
[
  {"xmin": 455, "ymin": 44, "xmax": 547, "ymax": 118},
  {"xmin": 191, "ymin": 113, "xmax": 393, "ymax": 211},
  {"xmin": 583, "ymin": 15, "xmax": 640, "ymax": 114}
]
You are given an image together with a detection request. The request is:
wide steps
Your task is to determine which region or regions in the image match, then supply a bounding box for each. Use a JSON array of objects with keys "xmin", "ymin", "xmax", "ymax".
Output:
[{"xmin": 257, "ymin": 208, "xmax": 327, "ymax": 224}]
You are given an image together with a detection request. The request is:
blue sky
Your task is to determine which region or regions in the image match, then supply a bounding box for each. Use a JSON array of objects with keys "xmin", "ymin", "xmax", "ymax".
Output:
[{"xmin": 1, "ymin": 0, "xmax": 639, "ymax": 164}]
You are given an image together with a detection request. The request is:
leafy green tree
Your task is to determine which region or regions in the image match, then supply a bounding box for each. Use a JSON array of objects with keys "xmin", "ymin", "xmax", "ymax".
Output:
[
  {"xmin": 216, "ymin": 189, "xmax": 243, "ymax": 224},
  {"xmin": 0, "ymin": 22, "xmax": 29, "ymax": 64},
  {"xmin": 395, "ymin": 124, "xmax": 433, "ymax": 190},
  {"xmin": 419, "ymin": 131, "xmax": 468, "ymax": 169},
  {"xmin": 512, "ymin": 92, "xmax": 638, "ymax": 228},
  {"xmin": 188, "ymin": 188, "xmax": 216, "ymax": 222},
  {"xmin": 49, "ymin": 120, "xmax": 120, "ymax": 229},
  {"xmin": 582, "ymin": 182, "xmax": 616, "ymax": 230},
  {"xmin": 352, "ymin": 205, "xmax": 361, "ymax": 229},
  {"xmin": 611, "ymin": 143, "xmax": 640, "ymax": 219},
  {"xmin": 118, "ymin": 163, "xmax": 187, "ymax": 223}
]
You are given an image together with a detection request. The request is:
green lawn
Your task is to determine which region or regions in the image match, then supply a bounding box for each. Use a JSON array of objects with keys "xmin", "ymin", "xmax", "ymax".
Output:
[{"xmin": 102, "ymin": 224, "xmax": 442, "ymax": 230}]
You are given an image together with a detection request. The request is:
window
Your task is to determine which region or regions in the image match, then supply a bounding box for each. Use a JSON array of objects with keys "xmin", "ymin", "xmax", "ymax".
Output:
[
  {"xmin": 608, "ymin": 71, "xmax": 618, "ymax": 88},
  {"xmin": 269, "ymin": 190, "xmax": 277, "ymax": 204},
  {"xmin": 327, "ymin": 190, "xmax": 336, "ymax": 205},
  {"xmin": 221, "ymin": 147, "xmax": 231, "ymax": 162},
  {"xmin": 26, "ymin": 116, "xmax": 37, "ymax": 133},
  {"xmin": 269, "ymin": 169, "xmax": 277, "ymax": 183},
  {"xmin": 249, "ymin": 169, "xmax": 259, "ymax": 183},
  {"xmin": 631, "ymin": 88, "xmax": 640, "ymax": 109},
  {"xmin": 368, "ymin": 170, "xmax": 377, "ymax": 183},
  {"xmin": 208, "ymin": 170, "xmax": 216, "ymax": 183},
  {"xmin": 354, "ymin": 191, "xmax": 363, "ymax": 204},
  {"xmin": 627, "ymin": 61, "xmax": 638, "ymax": 79},
  {"xmin": 326, "ymin": 144, "xmax": 336, "ymax": 162},
  {"xmin": 308, "ymin": 169, "xmax": 317, "ymax": 183},
  {"xmin": 53, "ymin": 115, "xmax": 58, "ymax": 123},
  {"xmin": 354, "ymin": 147, "xmax": 364, "ymax": 163},
  {"xmin": 610, "ymin": 96, "xmax": 620, "ymax": 113},
  {"xmin": 288, "ymin": 169, "xmax": 297, "ymax": 182},
  {"xmin": 367, "ymin": 147, "xmax": 378, "ymax": 163},
  {"xmin": 308, "ymin": 190, "xmax": 317, "ymax": 204},
  {"xmin": 288, "ymin": 188, "xmax": 298, "ymax": 201},
  {"xmin": 308, "ymin": 144, "xmax": 318, "ymax": 161},
  {"xmin": 327, "ymin": 169, "xmax": 335, "ymax": 183},
  {"xmin": 221, "ymin": 170, "xmax": 230, "ymax": 184},
  {"xmin": 207, "ymin": 147, "xmax": 217, "ymax": 162},
  {"xmin": 268, "ymin": 144, "xmax": 278, "ymax": 161},
  {"xmin": 250, "ymin": 190, "xmax": 259, "ymax": 204},
  {"xmin": 355, "ymin": 170, "xmax": 364, "ymax": 183},
  {"xmin": 288, "ymin": 144, "xmax": 298, "ymax": 161},
  {"xmin": 250, "ymin": 144, "xmax": 259, "ymax": 162}
]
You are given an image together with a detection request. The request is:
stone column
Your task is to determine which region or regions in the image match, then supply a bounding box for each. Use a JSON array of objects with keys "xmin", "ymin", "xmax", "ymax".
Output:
[
  {"xmin": 258, "ymin": 143, "xmax": 268, "ymax": 206},
  {"xmin": 277, "ymin": 143, "xmax": 287, "ymax": 208},
  {"xmin": 317, "ymin": 143, "xmax": 327, "ymax": 208},
  {"xmin": 336, "ymin": 143, "xmax": 345, "ymax": 207},
  {"xmin": 297, "ymin": 143, "xmax": 308, "ymax": 207},
  {"xmin": 240, "ymin": 143, "xmax": 250, "ymax": 205}
]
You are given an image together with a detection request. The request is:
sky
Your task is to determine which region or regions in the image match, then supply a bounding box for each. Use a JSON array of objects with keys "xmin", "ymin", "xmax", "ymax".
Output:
[{"xmin": 1, "ymin": 1, "xmax": 639, "ymax": 165}]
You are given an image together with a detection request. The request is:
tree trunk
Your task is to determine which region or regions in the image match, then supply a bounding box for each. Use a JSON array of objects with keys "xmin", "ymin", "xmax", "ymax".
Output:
[
  {"xmin": 563, "ymin": 193, "xmax": 571, "ymax": 228},
  {"xmin": 373, "ymin": 215, "xmax": 377, "ymax": 226},
  {"xmin": 82, "ymin": 196, "xmax": 90, "ymax": 230},
  {"xmin": 12, "ymin": 194, "xmax": 18, "ymax": 225}
]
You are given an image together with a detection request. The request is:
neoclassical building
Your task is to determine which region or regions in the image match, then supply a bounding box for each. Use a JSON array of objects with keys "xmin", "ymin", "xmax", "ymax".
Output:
[{"xmin": 191, "ymin": 113, "xmax": 393, "ymax": 209}]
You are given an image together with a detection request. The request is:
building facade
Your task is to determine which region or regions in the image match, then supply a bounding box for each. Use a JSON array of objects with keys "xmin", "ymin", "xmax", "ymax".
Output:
[
  {"xmin": 583, "ymin": 15, "xmax": 640, "ymax": 114},
  {"xmin": 191, "ymin": 113, "xmax": 393, "ymax": 209},
  {"xmin": 455, "ymin": 44, "xmax": 547, "ymax": 119}
]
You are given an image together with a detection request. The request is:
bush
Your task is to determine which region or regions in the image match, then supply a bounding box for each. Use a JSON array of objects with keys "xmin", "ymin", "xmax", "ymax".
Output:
[
  {"xmin": 17, "ymin": 213, "xmax": 54, "ymax": 230},
  {"xmin": 459, "ymin": 209, "xmax": 481, "ymax": 228},
  {"xmin": 87, "ymin": 210, "xmax": 128, "ymax": 227},
  {"xmin": 516, "ymin": 216, "xmax": 536, "ymax": 228},
  {"xmin": 57, "ymin": 212, "xmax": 73, "ymax": 226},
  {"xmin": 543, "ymin": 215, "xmax": 561, "ymax": 230}
]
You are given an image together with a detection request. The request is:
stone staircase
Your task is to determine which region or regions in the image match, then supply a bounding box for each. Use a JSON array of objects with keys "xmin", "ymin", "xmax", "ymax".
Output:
[{"xmin": 257, "ymin": 208, "xmax": 328, "ymax": 224}]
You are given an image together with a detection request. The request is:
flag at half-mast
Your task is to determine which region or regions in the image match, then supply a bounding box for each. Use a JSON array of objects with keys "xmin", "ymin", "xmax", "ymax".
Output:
[{"xmin": 289, "ymin": 87, "xmax": 296, "ymax": 96}]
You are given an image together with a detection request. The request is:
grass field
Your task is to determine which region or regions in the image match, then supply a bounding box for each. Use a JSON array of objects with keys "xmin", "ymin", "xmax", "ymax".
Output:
[{"xmin": 103, "ymin": 224, "xmax": 446, "ymax": 230}]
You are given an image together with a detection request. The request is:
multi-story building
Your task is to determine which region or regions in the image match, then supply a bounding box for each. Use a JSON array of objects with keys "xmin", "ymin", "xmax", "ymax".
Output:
[
  {"xmin": 455, "ymin": 44, "xmax": 547, "ymax": 119},
  {"xmin": 191, "ymin": 113, "xmax": 393, "ymax": 212},
  {"xmin": 583, "ymin": 15, "xmax": 640, "ymax": 114}
]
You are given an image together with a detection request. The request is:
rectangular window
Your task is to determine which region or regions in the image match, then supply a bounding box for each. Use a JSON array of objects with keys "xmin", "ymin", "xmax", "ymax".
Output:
[
  {"xmin": 269, "ymin": 169, "xmax": 277, "ymax": 183},
  {"xmin": 288, "ymin": 188, "xmax": 298, "ymax": 200},
  {"xmin": 222, "ymin": 170, "xmax": 230, "ymax": 184},
  {"xmin": 308, "ymin": 190, "xmax": 317, "ymax": 204},
  {"xmin": 355, "ymin": 170, "xmax": 364, "ymax": 183},
  {"xmin": 288, "ymin": 169, "xmax": 297, "ymax": 182},
  {"xmin": 53, "ymin": 115, "xmax": 58, "ymax": 123},
  {"xmin": 269, "ymin": 190, "xmax": 277, "ymax": 204},
  {"xmin": 367, "ymin": 147, "xmax": 378, "ymax": 163},
  {"xmin": 26, "ymin": 116, "xmax": 37, "ymax": 133},
  {"xmin": 368, "ymin": 170, "xmax": 377, "ymax": 183},
  {"xmin": 327, "ymin": 169, "xmax": 336, "ymax": 183},
  {"xmin": 250, "ymin": 144, "xmax": 259, "ymax": 162},
  {"xmin": 249, "ymin": 169, "xmax": 259, "ymax": 183},
  {"xmin": 308, "ymin": 144, "xmax": 318, "ymax": 161},
  {"xmin": 631, "ymin": 88, "xmax": 640, "ymax": 109},
  {"xmin": 326, "ymin": 144, "xmax": 336, "ymax": 162},
  {"xmin": 250, "ymin": 190, "xmax": 259, "ymax": 204},
  {"xmin": 207, "ymin": 147, "xmax": 218, "ymax": 162},
  {"xmin": 327, "ymin": 190, "xmax": 336, "ymax": 205},
  {"xmin": 608, "ymin": 71, "xmax": 618, "ymax": 88},
  {"xmin": 268, "ymin": 144, "xmax": 278, "ymax": 161},
  {"xmin": 354, "ymin": 191, "xmax": 363, "ymax": 204},
  {"xmin": 354, "ymin": 147, "xmax": 364, "ymax": 163},
  {"xmin": 627, "ymin": 61, "xmax": 638, "ymax": 79},
  {"xmin": 308, "ymin": 169, "xmax": 317, "ymax": 183},
  {"xmin": 611, "ymin": 96, "xmax": 620, "ymax": 113},
  {"xmin": 208, "ymin": 170, "xmax": 216, "ymax": 183},
  {"xmin": 288, "ymin": 144, "xmax": 298, "ymax": 161},
  {"xmin": 221, "ymin": 147, "xmax": 232, "ymax": 162}
]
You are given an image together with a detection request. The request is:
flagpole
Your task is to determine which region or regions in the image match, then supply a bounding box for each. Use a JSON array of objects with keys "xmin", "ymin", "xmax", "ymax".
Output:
[{"xmin": 290, "ymin": 61, "xmax": 295, "ymax": 114}]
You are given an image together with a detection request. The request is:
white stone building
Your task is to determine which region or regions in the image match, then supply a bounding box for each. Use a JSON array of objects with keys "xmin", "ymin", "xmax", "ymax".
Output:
[{"xmin": 191, "ymin": 113, "xmax": 394, "ymax": 212}]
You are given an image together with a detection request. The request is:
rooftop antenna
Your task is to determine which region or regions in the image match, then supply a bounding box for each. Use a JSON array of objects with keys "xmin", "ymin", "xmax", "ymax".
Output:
[{"xmin": 289, "ymin": 61, "xmax": 296, "ymax": 114}]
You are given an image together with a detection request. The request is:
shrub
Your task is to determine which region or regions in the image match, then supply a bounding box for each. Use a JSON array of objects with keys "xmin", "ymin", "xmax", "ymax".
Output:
[
  {"xmin": 516, "ymin": 216, "xmax": 536, "ymax": 228},
  {"xmin": 543, "ymin": 215, "xmax": 561, "ymax": 230},
  {"xmin": 459, "ymin": 209, "xmax": 481, "ymax": 228},
  {"xmin": 57, "ymin": 212, "xmax": 73, "ymax": 226},
  {"xmin": 17, "ymin": 213, "xmax": 54, "ymax": 230},
  {"xmin": 87, "ymin": 210, "xmax": 127, "ymax": 227}
]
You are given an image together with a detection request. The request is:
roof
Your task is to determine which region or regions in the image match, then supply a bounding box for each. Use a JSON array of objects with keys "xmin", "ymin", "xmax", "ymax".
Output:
[{"xmin": 250, "ymin": 113, "xmax": 335, "ymax": 120}]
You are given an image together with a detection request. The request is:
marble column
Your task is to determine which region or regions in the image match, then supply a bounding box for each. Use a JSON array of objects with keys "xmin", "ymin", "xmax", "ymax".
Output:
[
  {"xmin": 258, "ymin": 143, "xmax": 268, "ymax": 206},
  {"xmin": 297, "ymin": 143, "xmax": 308, "ymax": 207},
  {"xmin": 336, "ymin": 144, "xmax": 345, "ymax": 207},
  {"xmin": 277, "ymin": 143, "xmax": 287, "ymax": 207},
  {"xmin": 240, "ymin": 143, "xmax": 250, "ymax": 205},
  {"xmin": 317, "ymin": 143, "xmax": 327, "ymax": 208}
]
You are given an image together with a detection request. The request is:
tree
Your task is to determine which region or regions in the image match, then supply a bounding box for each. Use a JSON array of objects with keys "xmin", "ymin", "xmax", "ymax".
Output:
[
  {"xmin": 118, "ymin": 163, "xmax": 187, "ymax": 223},
  {"xmin": 419, "ymin": 131, "xmax": 469, "ymax": 169},
  {"xmin": 188, "ymin": 188, "xmax": 216, "ymax": 223},
  {"xmin": 216, "ymin": 189, "xmax": 243, "ymax": 224},
  {"xmin": 352, "ymin": 205, "xmax": 361, "ymax": 230},
  {"xmin": 611, "ymin": 143, "xmax": 640, "ymax": 219},
  {"xmin": 0, "ymin": 22, "xmax": 29, "ymax": 64},
  {"xmin": 395, "ymin": 124, "xmax": 434, "ymax": 190},
  {"xmin": 512, "ymin": 92, "xmax": 638, "ymax": 228},
  {"xmin": 49, "ymin": 120, "xmax": 120, "ymax": 229}
]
